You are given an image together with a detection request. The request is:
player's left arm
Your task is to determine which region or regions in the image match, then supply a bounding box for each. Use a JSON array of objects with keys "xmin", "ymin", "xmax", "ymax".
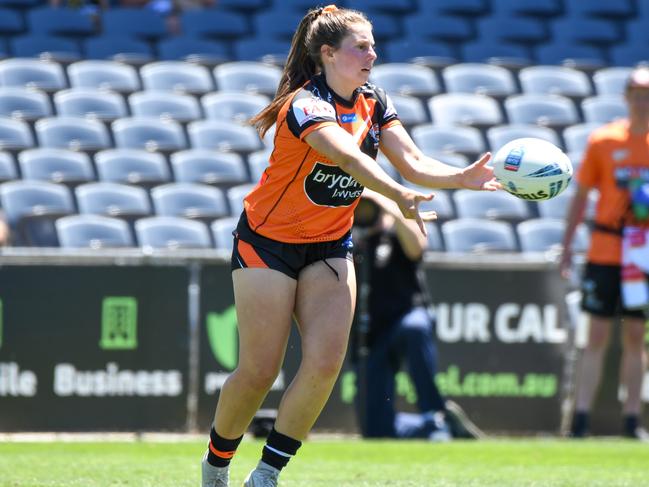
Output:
[{"xmin": 379, "ymin": 123, "xmax": 501, "ymax": 191}]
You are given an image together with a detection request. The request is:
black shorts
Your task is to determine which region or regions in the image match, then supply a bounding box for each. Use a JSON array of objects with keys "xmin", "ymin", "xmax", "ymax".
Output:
[
  {"xmin": 581, "ymin": 263, "xmax": 646, "ymax": 319},
  {"xmin": 230, "ymin": 212, "xmax": 354, "ymax": 280}
]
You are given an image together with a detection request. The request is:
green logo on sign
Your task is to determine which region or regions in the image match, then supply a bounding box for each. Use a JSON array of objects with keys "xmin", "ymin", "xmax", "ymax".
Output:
[
  {"xmin": 206, "ymin": 307, "xmax": 238, "ymax": 370},
  {"xmin": 100, "ymin": 297, "xmax": 138, "ymax": 350}
]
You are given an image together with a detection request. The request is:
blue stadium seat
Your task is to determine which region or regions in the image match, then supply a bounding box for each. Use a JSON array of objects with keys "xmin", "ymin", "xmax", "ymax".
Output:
[
  {"xmin": 504, "ymin": 94, "xmax": 579, "ymax": 129},
  {"xmin": 128, "ymin": 91, "xmax": 202, "ymax": 123},
  {"xmin": 112, "ymin": 117, "xmax": 186, "ymax": 152},
  {"xmin": 0, "ymin": 150, "xmax": 17, "ymax": 182},
  {"xmin": 369, "ymin": 63, "xmax": 441, "ymax": 97},
  {"xmin": 135, "ymin": 216, "xmax": 212, "ymax": 249},
  {"xmin": 151, "ymin": 182, "xmax": 229, "ymax": 222},
  {"xmin": 226, "ymin": 182, "xmax": 254, "ymax": 217},
  {"xmin": 101, "ymin": 8, "xmax": 168, "ymax": 42},
  {"xmin": 67, "ymin": 60, "xmax": 141, "ymax": 93},
  {"xmin": 140, "ymin": 61, "xmax": 214, "ymax": 94},
  {"xmin": 94, "ymin": 149, "xmax": 171, "ymax": 188},
  {"xmin": 217, "ymin": 0, "xmax": 266, "ymax": 11},
  {"xmin": 346, "ymin": 0, "xmax": 416, "ymax": 14},
  {"xmin": 180, "ymin": 10, "xmax": 249, "ymax": 40},
  {"xmin": 0, "ymin": 58, "xmax": 66, "ymax": 91},
  {"xmin": 0, "ymin": 116, "xmax": 34, "ymax": 150},
  {"xmin": 384, "ymin": 39, "xmax": 457, "ymax": 66},
  {"xmin": 76, "ymin": 181, "xmax": 152, "ymax": 218},
  {"xmin": 360, "ymin": 12, "xmax": 400, "ymax": 42},
  {"xmin": 0, "ymin": 8, "xmax": 24, "ymax": 37},
  {"xmin": 486, "ymin": 124, "xmax": 560, "ymax": 152},
  {"xmin": 592, "ymin": 67, "xmax": 633, "ymax": 95},
  {"xmin": 427, "ymin": 93, "xmax": 503, "ymax": 128},
  {"xmin": 35, "ymin": 117, "xmax": 111, "ymax": 151},
  {"xmin": 476, "ymin": 16, "xmax": 547, "ymax": 45},
  {"xmin": 53, "ymin": 88, "xmax": 128, "ymax": 122},
  {"xmin": 56, "ymin": 214, "xmax": 134, "ymax": 248},
  {"xmin": 388, "ymin": 94, "xmax": 428, "ymax": 126},
  {"xmin": 211, "ymin": 215, "xmax": 239, "ymax": 251},
  {"xmin": 157, "ymin": 37, "xmax": 229, "ymax": 65},
  {"xmin": 410, "ymin": 124, "xmax": 485, "ymax": 159},
  {"xmin": 201, "ymin": 91, "xmax": 270, "ymax": 123},
  {"xmin": 549, "ymin": 18, "xmax": 621, "ymax": 47},
  {"xmin": 170, "ymin": 149, "xmax": 248, "ymax": 187},
  {"xmin": 420, "ymin": 0, "xmax": 488, "ymax": 17},
  {"xmin": 452, "ymin": 189, "xmax": 532, "ymax": 223},
  {"xmin": 460, "ymin": 41, "xmax": 532, "ymax": 68},
  {"xmin": 0, "ymin": 0, "xmax": 41, "ymax": 10},
  {"xmin": 0, "ymin": 179, "xmax": 74, "ymax": 246},
  {"xmin": 18, "ymin": 148, "xmax": 94, "ymax": 186},
  {"xmin": 214, "ymin": 61, "xmax": 282, "ymax": 96},
  {"xmin": 491, "ymin": 0, "xmax": 562, "ymax": 18},
  {"xmin": 517, "ymin": 218, "xmax": 590, "ymax": 253},
  {"xmin": 564, "ymin": 0, "xmax": 633, "ymax": 18},
  {"xmin": 10, "ymin": 34, "xmax": 81, "ymax": 63},
  {"xmin": 0, "ymin": 86, "xmax": 52, "ymax": 121},
  {"xmin": 518, "ymin": 66, "xmax": 592, "ymax": 99},
  {"xmin": 84, "ymin": 36, "xmax": 154, "ymax": 65},
  {"xmin": 402, "ymin": 15, "xmax": 473, "ymax": 43},
  {"xmin": 441, "ymin": 218, "xmax": 518, "ymax": 253},
  {"xmin": 581, "ymin": 95, "xmax": 627, "ymax": 124},
  {"xmin": 442, "ymin": 63, "xmax": 517, "ymax": 98},
  {"xmin": 563, "ymin": 123, "xmax": 602, "ymax": 154},
  {"xmin": 188, "ymin": 120, "xmax": 262, "ymax": 153},
  {"xmin": 27, "ymin": 6, "xmax": 95, "ymax": 38},
  {"xmin": 253, "ymin": 11, "xmax": 303, "ymax": 41},
  {"xmin": 609, "ymin": 44, "xmax": 649, "ymax": 68},
  {"xmin": 233, "ymin": 37, "xmax": 290, "ymax": 65},
  {"xmin": 535, "ymin": 43, "xmax": 606, "ymax": 70}
]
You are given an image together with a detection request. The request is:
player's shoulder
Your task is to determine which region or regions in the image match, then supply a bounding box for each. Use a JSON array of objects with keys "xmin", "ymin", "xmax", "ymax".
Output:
[
  {"xmin": 589, "ymin": 119, "xmax": 629, "ymax": 143},
  {"xmin": 287, "ymin": 76, "xmax": 337, "ymax": 124}
]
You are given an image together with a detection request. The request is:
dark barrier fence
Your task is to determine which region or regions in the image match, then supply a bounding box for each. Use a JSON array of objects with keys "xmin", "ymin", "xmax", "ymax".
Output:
[{"xmin": 0, "ymin": 249, "xmax": 646, "ymax": 434}]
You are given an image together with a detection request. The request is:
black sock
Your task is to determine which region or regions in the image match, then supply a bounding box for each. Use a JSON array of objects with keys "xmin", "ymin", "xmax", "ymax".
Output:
[
  {"xmin": 571, "ymin": 411, "xmax": 589, "ymax": 437},
  {"xmin": 623, "ymin": 414, "xmax": 639, "ymax": 436},
  {"xmin": 206, "ymin": 427, "xmax": 243, "ymax": 467},
  {"xmin": 260, "ymin": 427, "xmax": 302, "ymax": 471}
]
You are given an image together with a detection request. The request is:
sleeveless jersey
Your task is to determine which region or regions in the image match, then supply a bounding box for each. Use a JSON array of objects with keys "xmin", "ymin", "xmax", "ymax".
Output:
[{"xmin": 243, "ymin": 73, "xmax": 401, "ymax": 243}]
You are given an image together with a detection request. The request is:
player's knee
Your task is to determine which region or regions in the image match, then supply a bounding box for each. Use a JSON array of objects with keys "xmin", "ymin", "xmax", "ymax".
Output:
[
  {"xmin": 237, "ymin": 363, "xmax": 280, "ymax": 392},
  {"xmin": 308, "ymin": 350, "xmax": 345, "ymax": 380}
]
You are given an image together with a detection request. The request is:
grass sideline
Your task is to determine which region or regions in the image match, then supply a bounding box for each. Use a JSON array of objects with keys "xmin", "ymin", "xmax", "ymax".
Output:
[{"xmin": 0, "ymin": 438, "xmax": 647, "ymax": 486}]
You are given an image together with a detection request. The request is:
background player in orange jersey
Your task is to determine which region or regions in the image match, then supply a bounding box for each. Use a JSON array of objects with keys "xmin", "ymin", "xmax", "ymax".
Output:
[
  {"xmin": 202, "ymin": 5, "xmax": 501, "ymax": 486},
  {"xmin": 561, "ymin": 67, "xmax": 649, "ymax": 441}
]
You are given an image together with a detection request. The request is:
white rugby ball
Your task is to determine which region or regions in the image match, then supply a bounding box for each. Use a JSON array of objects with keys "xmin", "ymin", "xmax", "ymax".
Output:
[{"xmin": 492, "ymin": 137, "xmax": 573, "ymax": 201}]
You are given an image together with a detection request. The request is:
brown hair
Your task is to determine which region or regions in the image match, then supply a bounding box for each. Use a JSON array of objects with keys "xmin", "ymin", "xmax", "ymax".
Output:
[{"xmin": 250, "ymin": 5, "xmax": 370, "ymax": 137}]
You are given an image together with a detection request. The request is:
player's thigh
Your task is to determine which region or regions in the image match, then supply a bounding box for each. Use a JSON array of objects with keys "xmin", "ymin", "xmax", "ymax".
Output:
[
  {"xmin": 621, "ymin": 316, "xmax": 646, "ymax": 351},
  {"xmin": 232, "ymin": 267, "xmax": 297, "ymax": 370},
  {"xmin": 294, "ymin": 258, "xmax": 356, "ymax": 363}
]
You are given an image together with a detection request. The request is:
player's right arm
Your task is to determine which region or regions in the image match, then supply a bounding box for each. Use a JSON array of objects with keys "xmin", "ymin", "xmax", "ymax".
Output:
[{"xmin": 304, "ymin": 125, "xmax": 435, "ymax": 235}]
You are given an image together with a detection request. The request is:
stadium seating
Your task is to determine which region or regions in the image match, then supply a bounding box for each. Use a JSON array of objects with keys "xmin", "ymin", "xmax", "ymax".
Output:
[
  {"xmin": 452, "ymin": 189, "xmax": 532, "ymax": 223},
  {"xmin": 35, "ymin": 116, "xmax": 111, "ymax": 151},
  {"xmin": 517, "ymin": 218, "xmax": 590, "ymax": 253},
  {"xmin": 211, "ymin": 215, "xmax": 239, "ymax": 252},
  {"xmin": 441, "ymin": 218, "xmax": 518, "ymax": 253},
  {"xmin": 140, "ymin": 61, "xmax": 214, "ymax": 94},
  {"xmin": 0, "ymin": 116, "xmax": 34, "ymax": 150},
  {"xmin": 442, "ymin": 63, "xmax": 517, "ymax": 98},
  {"xmin": 411, "ymin": 124, "xmax": 485, "ymax": 159},
  {"xmin": 150, "ymin": 182, "xmax": 229, "ymax": 223},
  {"xmin": 369, "ymin": 63, "xmax": 441, "ymax": 97},
  {"xmin": 18, "ymin": 148, "xmax": 94, "ymax": 187},
  {"xmin": 0, "ymin": 150, "xmax": 18, "ymax": 182},
  {"xmin": 53, "ymin": 88, "xmax": 128, "ymax": 121},
  {"xmin": 187, "ymin": 120, "xmax": 262, "ymax": 153},
  {"xmin": 67, "ymin": 60, "xmax": 141, "ymax": 93},
  {"xmin": 428, "ymin": 93, "xmax": 503, "ymax": 128},
  {"xmin": 0, "ymin": 86, "xmax": 52, "ymax": 121},
  {"xmin": 128, "ymin": 91, "xmax": 202, "ymax": 122},
  {"xmin": 135, "ymin": 216, "xmax": 212, "ymax": 249},
  {"xmin": 201, "ymin": 91, "xmax": 270, "ymax": 123},
  {"xmin": 56, "ymin": 214, "xmax": 134, "ymax": 249},
  {"xmin": 75, "ymin": 182, "xmax": 152, "ymax": 220},
  {"xmin": 170, "ymin": 150, "xmax": 248, "ymax": 187},
  {"xmin": 94, "ymin": 149, "xmax": 171, "ymax": 188},
  {"xmin": 0, "ymin": 58, "xmax": 67, "ymax": 92},
  {"xmin": 112, "ymin": 117, "xmax": 187, "ymax": 152}
]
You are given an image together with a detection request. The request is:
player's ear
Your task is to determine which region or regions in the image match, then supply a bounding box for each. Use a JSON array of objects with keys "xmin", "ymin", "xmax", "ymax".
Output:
[{"xmin": 321, "ymin": 44, "xmax": 335, "ymax": 62}]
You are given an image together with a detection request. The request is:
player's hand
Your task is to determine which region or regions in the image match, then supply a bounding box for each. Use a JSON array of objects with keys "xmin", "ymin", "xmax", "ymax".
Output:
[
  {"xmin": 559, "ymin": 248, "xmax": 573, "ymax": 280},
  {"xmin": 459, "ymin": 153, "xmax": 502, "ymax": 191},
  {"xmin": 395, "ymin": 190, "xmax": 436, "ymax": 236}
]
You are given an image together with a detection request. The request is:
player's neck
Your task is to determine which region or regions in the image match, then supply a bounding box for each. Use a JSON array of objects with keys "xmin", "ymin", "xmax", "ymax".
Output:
[{"xmin": 628, "ymin": 117, "xmax": 649, "ymax": 135}]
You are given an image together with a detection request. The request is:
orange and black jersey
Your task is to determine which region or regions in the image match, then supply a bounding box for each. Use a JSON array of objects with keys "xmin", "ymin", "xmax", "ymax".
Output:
[{"xmin": 243, "ymin": 73, "xmax": 401, "ymax": 243}]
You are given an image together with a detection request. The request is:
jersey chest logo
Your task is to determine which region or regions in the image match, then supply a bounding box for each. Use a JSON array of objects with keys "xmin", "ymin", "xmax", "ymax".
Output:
[{"xmin": 304, "ymin": 162, "xmax": 364, "ymax": 207}]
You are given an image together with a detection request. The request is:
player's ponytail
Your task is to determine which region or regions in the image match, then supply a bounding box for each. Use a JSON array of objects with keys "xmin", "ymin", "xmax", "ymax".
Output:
[{"xmin": 250, "ymin": 5, "xmax": 370, "ymax": 137}]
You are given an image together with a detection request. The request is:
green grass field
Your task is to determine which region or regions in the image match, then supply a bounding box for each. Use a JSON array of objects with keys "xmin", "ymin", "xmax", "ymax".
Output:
[{"xmin": 0, "ymin": 438, "xmax": 647, "ymax": 487}]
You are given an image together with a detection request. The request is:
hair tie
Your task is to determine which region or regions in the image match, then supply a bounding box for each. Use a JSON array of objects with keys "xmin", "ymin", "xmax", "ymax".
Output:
[{"xmin": 322, "ymin": 4, "xmax": 338, "ymax": 14}]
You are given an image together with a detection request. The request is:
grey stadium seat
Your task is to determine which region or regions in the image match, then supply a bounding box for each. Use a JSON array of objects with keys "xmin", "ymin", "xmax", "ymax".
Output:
[
  {"xmin": 112, "ymin": 117, "xmax": 186, "ymax": 152},
  {"xmin": 517, "ymin": 218, "xmax": 590, "ymax": 253},
  {"xmin": 0, "ymin": 87, "xmax": 52, "ymax": 121},
  {"xmin": 151, "ymin": 182, "xmax": 229, "ymax": 223},
  {"xmin": 0, "ymin": 58, "xmax": 67, "ymax": 92},
  {"xmin": 213, "ymin": 61, "xmax": 282, "ymax": 96},
  {"xmin": 53, "ymin": 88, "xmax": 128, "ymax": 122},
  {"xmin": 128, "ymin": 90, "xmax": 201, "ymax": 123},
  {"xmin": 581, "ymin": 96, "xmax": 627, "ymax": 124},
  {"xmin": 428, "ymin": 93, "xmax": 503, "ymax": 128},
  {"xmin": 211, "ymin": 215, "xmax": 239, "ymax": 251},
  {"xmin": 453, "ymin": 189, "xmax": 531, "ymax": 222},
  {"xmin": 170, "ymin": 149, "xmax": 248, "ymax": 187},
  {"xmin": 56, "ymin": 214, "xmax": 134, "ymax": 248},
  {"xmin": 505, "ymin": 94, "xmax": 579, "ymax": 129},
  {"xmin": 135, "ymin": 216, "xmax": 212, "ymax": 249},
  {"xmin": 369, "ymin": 63, "xmax": 441, "ymax": 97},
  {"xmin": 140, "ymin": 61, "xmax": 214, "ymax": 95},
  {"xmin": 442, "ymin": 63, "xmax": 517, "ymax": 98},
  {"xmin": 486, "ymin": 124, "xmax": 560, "ymax": 152},
  {"xmin": 18, "ymin": 148, "xmax": 94, "ymax": 186},
  {"xmin": 94, "ymin": 149, "xmax": 171, "ymax": 188},
  {"xmin": 518, "ymin": 66, "xmax": 592, "ymax": 99},
  {"xmin": 201, "ymin": 91, "xmax": 270, "ymax": 123},
  {"xmin": 67, "ymin": 60, "xmax": 141, "ymax": 93},
  {"xmin": 188, "ymin": 120, "xmax": 262, "ymax": 153},
  {"xmin": 0, "ymin": 117, "xmax": 34, "ymax": 150},
  {"xmin": 410, "ymin": 124, "xmax": 485, "ymax": 160},
  {"xmin": 35, "ymin": 116, "xmax": 110, "ymax": 151},
  {"xmin": 75, "ymin": 182, "xmax": 151, "ymax": 222},
  {"xmin": 441, "ymin": 218, "xmax": 518, "ymax": 253}
]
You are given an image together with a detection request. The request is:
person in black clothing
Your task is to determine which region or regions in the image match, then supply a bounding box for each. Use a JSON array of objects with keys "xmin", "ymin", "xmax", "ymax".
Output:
[{"xmin": 353, "ymin": 189, "xmax": 482, "ymax": 440}]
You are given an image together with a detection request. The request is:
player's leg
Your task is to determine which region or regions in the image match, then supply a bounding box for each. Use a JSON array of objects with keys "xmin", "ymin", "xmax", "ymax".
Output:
[
  {"xmin": 203, "ymin": 267, "xmax": 296, "ymax": 487},
  {"xmin": 620, "ymin": 315, "xmax": 648, "ymax": 438},
  {"xmin": 244, "ymin": 258, "xmax": 356, "ymax": 486},
  {"xmin": 571, "ymin": 314, "xmax": 612, "ymax": 436}
]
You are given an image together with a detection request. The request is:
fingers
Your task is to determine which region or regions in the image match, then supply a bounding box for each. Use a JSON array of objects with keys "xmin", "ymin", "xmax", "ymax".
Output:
[
  {"xmin": 474, "ymin": 152, "xmax": 492, "ymax": 167},
  {"xmin": 483, "ymin": 179, "xmax": 503, "ymax": 191},
  {"xmin": 419, "ymin": 210, "xmax": 438, "ymax": 221},
  {"xmin": 415, "ymin": 213, "xmax": 428, "ymax": 236}
]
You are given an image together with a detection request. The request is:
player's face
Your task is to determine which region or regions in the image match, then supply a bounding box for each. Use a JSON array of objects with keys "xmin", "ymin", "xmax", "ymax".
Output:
[
  {"xmin": 327, "ymin": 22, "xmax": 377, "ymax": 94},
  {"xmin": 626, "ymin": 87, "xmax": 649, "ymax": 117}
]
